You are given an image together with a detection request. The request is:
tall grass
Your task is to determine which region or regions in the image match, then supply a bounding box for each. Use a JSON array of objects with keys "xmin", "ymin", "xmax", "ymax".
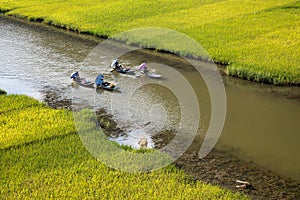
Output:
[
  {"xmin": 0, "ymin": 0, "xmax": 299, "ymax": 85},
  {"xmin": 0, "ymin": 134, "xmax": 249, "ymax": 199},
  {"xmin": 0, "ymin": 94, "xmax": 249, "ymax": 199},
  {"xmin": 0, "ymin": 95, "xmax": 75, "ymax": 149}
]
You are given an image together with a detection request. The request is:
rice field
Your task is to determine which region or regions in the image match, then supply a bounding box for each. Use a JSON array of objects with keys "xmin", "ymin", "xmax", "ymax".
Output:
[
  {"xmin": 0, "ymin": 95, "xmax": 75, "ymax": 149},
  {"xmin": 0, "ymin": 94, "xmax": 249, "ymax": 199},
  {"xmin": 0, "ymin": 0, "xmax": 299, "ymax": 85}
]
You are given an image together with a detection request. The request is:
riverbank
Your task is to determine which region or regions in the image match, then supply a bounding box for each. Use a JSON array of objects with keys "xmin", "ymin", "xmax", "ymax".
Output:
[
  {"xmin": 153, "ymin": 132, "xmax": 300, "ymax": 200},
  {"xmin": 0, "ymin": 0, "xmax": 299, "ymax": 85},
  {"xmin": 40, "ymin": 91, "xmax": 300, "ymax": 199},
  {"xmin": 1, "ymin": 86, "xmax": 300, "ymax": 199},
  {"xmin": 91, "ymin": 106, "xmax": 300, "ymax": 199},
  {"xmin": 0, "ymin": 93, "xmax": 249, "ymax": 199}
]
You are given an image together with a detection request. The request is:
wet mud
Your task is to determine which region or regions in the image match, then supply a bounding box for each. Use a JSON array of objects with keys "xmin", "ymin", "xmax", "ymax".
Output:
[
  {"xmin": 96, "ymin": 112, "xmax": 300, "ymax": 199},
  {"xmin": 154, "ymin": 134, "xmax": 300, "ymax": 200}
]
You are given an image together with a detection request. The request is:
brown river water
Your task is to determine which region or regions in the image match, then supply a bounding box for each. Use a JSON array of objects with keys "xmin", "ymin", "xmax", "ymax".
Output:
[{"xmin": 0, "ymin": 16, "xmax": 299, "ymax": 184}]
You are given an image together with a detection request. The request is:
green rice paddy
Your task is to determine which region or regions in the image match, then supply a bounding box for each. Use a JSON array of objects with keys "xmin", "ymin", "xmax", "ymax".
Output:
[
  {"xmin": 0, "ymin": 94, "xmax": 249, "ymax": 199},
  {"xmin": 0, "ymin": 0, "xmax": 299, "ymax": 85},
  {"xmin": 0, "ymin": 95, "xmax": 75, "ymax": 149}
]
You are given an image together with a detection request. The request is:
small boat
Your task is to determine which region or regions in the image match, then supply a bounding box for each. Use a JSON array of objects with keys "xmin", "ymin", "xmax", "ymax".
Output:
[
  {"xmin": 113, "ymin": 67, "xmax": 135, "ymax": 75},
  {"xmin": 75, "ymin": 78, "xmax": 94, "ymax": 87},
  {"xmin": 111, "ymin": 59, "xmax": 135, "ymax": 75},
  {"xmin": 70, "ymin": 71, "xmax": 94, "ymax": 88},
  {"xmin": 95, "ymin": 74, "xmax": 119, "ymax": 91},
  {"xmin": 136, "ymin": 71, "xmax": 162, "ymax": 78},
  {"xmin": 145, "ymin": 72, "xmax": 162, "ymax": 78}
]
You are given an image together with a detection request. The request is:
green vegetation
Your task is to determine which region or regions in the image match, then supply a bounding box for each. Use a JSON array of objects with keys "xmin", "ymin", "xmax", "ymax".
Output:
[
  {"xmin": 0, "ymin": 95, "xmax": 75, "ymax": 149},
  {"xmin": 0, "ymin": 0, "xmax": 299, "ymax": 85},
  {"xmin": 0, "ymin": 95, "xmax": 249, "ymax": 199}
]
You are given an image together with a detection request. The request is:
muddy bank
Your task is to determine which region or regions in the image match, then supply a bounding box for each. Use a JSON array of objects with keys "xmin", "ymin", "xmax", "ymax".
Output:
[
  {"xmin": 177, "ymin": 149, "xmax": 299, "ymax": 200},
  {"xmin": 153, "ymin": 132, "xmax": 300, "ymax": 200},
  {"xmin": 94, "ymin": 111, "xmax": 300, "ymax": 199}
]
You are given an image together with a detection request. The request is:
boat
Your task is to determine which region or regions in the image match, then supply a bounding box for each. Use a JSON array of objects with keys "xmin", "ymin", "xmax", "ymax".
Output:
[
  {"xmin": 70, "ymin": 71, "xmax": 94, "ymax": 88},
  {"xmin": 75, "ymin": 78, "xmax": 94, "ymax": 87},
  {"xmin": 111, "ymin": 59, "xmax": 135, "ymax": 75},
  {"xmin": 95, "ymin": 74, "xmax": 119, "ymax": 91},
  {"xmin": 113, "ymin": 67, "xmax": 135, "ymax": 75},
  {"xmin": 145, "ymin": 72, "xmax": 162, "ymax": 78},
  {"xmin": 136, "ymin": 71, "xmax": 162, "ymax": 78}
]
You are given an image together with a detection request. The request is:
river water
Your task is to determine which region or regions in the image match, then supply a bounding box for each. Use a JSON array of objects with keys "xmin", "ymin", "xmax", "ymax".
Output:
[{"xmin": 0, "ymin": 16, "xmax": 299, "ymax": 181}]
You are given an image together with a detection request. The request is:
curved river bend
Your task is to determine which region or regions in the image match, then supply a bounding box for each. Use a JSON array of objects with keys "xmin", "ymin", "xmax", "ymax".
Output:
[{"xmin": 0, "ymin": 16, "xmax": 299, "ymax": 181}]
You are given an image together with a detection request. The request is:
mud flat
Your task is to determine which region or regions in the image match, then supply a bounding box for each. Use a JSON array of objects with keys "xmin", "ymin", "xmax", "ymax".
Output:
[{"xmin": 153, "ymin": 132, "xmax": 300, "ymax": 200}]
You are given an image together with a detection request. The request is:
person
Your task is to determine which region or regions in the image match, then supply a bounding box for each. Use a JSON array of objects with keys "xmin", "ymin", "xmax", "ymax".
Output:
[
  {"xmin": 100, "ymin": 75, "xmax": 110, "ymax": 86},
  {"xmin": 138, "ymin": 62, "xmax": 149, "ymax": 74},
  {"xmin": 143, "ymin": 67, "xmax": 149, "ymax": 74},
  {"xmin": 96, "ymin": 74, "xmax": 111, "ymax": 87},
  {"xmin": 111, "ymin": 59, "xmax": 124, "ymax": 71},
  {"xmin": 70, "ymin": 71, "xmax": 80, "ymax": 81}
]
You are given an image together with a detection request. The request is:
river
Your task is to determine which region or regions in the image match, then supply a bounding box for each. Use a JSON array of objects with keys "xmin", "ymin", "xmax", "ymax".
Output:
[{"xmin": 0, "ymin": 16, "xmax": 299, "ymax": 182}]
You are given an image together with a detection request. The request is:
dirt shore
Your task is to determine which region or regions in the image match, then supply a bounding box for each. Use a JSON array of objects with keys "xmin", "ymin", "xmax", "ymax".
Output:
[
  {"xmin": 95, "ymin": 107, "xmax": 300, "ymax": 200},
  {"xmin": 153, "ymin": 132, "xmax": 300, "ymax": 200}
]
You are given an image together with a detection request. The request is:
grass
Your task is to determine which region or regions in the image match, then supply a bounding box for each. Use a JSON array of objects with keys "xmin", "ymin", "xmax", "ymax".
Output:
[
  {"xmin": 0, "ymin": 94, "xmax": 75, "ymax": 149},
  {"xmin": 0, "ymin": 94, "xmax": 250, "ymax": 199},
  {"xmin": 0, "ymin": 134, "xmax": 249, "ymax": 199},
  {"xmin": 0, "ymin": 0, "xmax": 299, "ymax": 85}
]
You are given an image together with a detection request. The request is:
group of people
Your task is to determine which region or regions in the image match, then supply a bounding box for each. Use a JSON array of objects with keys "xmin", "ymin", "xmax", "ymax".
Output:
[{"xmin": 70, "ymin": 59, "xmax": 153, "ymax": 89}]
